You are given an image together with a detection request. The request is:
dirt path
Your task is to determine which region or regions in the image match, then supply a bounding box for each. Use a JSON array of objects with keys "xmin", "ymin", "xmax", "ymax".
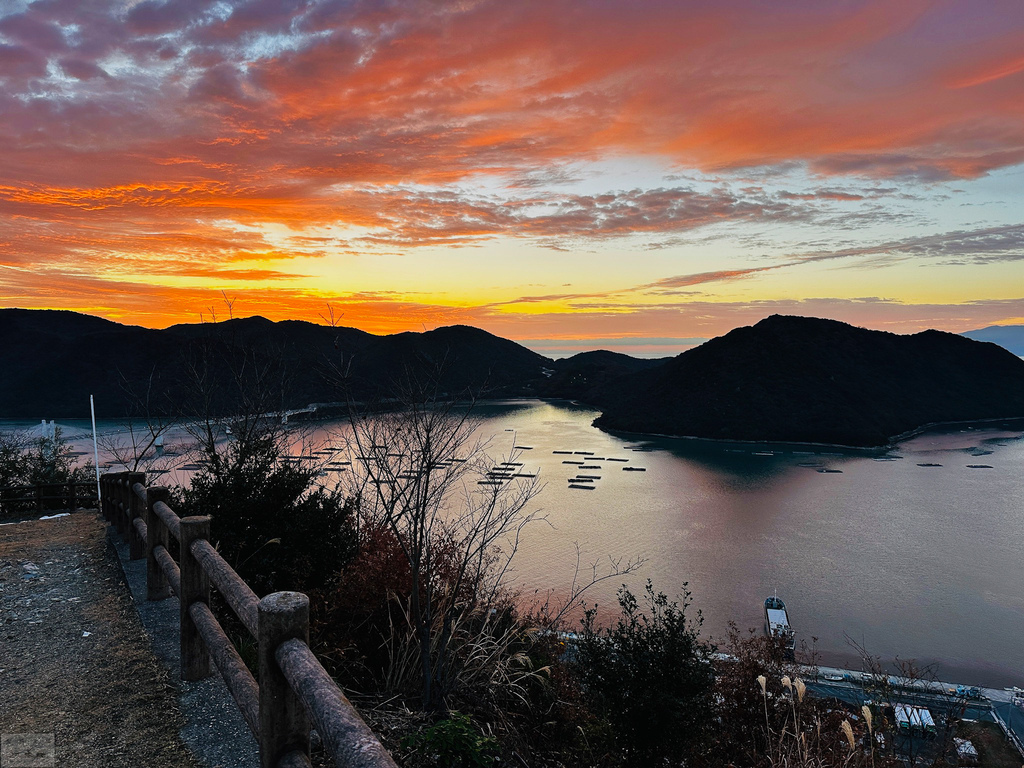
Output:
[{"xmin": 0, "ymin": 511, "xmax": 200, "ymax": 767}]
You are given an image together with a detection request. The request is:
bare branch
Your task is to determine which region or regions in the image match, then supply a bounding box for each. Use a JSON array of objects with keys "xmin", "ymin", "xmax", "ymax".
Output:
[{"xmin": 343, "ymin": 381, "xmax": 543, "ymax": 709}]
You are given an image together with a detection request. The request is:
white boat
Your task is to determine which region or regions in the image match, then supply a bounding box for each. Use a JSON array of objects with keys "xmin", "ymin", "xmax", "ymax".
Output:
[{"xmin": 764, "ymin": 595, "xmax": 795, "ymax": 652}]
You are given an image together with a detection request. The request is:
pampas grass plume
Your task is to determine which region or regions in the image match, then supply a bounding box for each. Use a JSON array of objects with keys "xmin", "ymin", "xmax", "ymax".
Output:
[
  {"xmin": 841, "ymin": 720, "xmax": 855, "ymax": 750},
  {"xmin": 862, "ymin": 705, "xmax": 873, "ymax": 734}
]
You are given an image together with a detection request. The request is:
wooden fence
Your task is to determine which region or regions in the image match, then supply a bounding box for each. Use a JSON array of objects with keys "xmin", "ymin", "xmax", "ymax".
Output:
[
  {"xmin": 0, "ymin": 480, "xmax": 98, "ymax": 517},
  {"xmin": 100, "ymin": 472, "xmax": 398, "ymax": 768}
]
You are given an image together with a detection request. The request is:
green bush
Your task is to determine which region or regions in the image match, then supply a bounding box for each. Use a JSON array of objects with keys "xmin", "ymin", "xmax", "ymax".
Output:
[
  {"xmin": 177, "ymin": 433, "xmax": 357, "ymax": 595},
  {"xmin": 0, "ymin": 432, "xmax": 27, "ymax": 490},
  {"xmin": 1, "ymin": 428, "xmax": 94, "ymax": 514},
  {"xmin": 401, "ymin": 712, "xmax": 499, "ymax": 768},
  {"xmin": 574, "ymin": 581, "xmax": 716, "ymax": 766},
  {"xmin": 1, "ymin": 428, "xmax": 92, "ymax": 489}
]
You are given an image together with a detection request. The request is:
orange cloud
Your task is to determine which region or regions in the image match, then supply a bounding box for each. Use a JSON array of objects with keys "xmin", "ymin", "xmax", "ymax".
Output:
[
  {"xmin": 949, "ymin": 55, "xmax": 1024, "ymax": 90},
  {"xmin": 3, "ymin": 261, "xmax": 1021, "ymax": 346},
  {"xmin": 0, "ymin": 0, "xmax": 1022, "ymax": 336},
  {"xmin": 3, "ymin": 0, "xmax": 1021, "ymax": 202}
]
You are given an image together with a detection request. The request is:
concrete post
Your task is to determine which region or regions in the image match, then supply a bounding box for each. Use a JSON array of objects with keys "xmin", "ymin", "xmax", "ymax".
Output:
[{"xmin": 258, "ymin": 592, "xmax": 311, "ymax": 768}]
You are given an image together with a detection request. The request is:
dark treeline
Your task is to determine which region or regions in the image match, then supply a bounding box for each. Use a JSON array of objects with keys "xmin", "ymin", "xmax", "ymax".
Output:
[{"xmin": 4, "ymin": 309, "xmax": 1024, "ymax": 447}]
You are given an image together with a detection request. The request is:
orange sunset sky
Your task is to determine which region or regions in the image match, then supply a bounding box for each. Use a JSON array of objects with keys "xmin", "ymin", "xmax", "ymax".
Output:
[{"xmin": 1, "ymin": 0, "xmax": 1023, "ymax": 356}]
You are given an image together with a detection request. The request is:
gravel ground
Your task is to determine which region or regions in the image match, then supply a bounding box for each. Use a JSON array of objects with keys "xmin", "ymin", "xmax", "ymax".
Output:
[
  {"xmin": 108, "ymin": 518, "xmax": 259, "ymax": 768},
  {"xmin": 0, "ymin": 511, "xmax": 200, "ymax": 767}
]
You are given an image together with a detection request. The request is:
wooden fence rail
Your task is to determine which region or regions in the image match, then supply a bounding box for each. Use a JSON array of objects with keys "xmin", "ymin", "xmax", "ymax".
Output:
[
  {"xmin": 100, "ymin": 471, "xmax": 398, "ymax": 768},
  {"xmin": 0, "ymin": 480, "xmax": 98, "ymax": 517}
]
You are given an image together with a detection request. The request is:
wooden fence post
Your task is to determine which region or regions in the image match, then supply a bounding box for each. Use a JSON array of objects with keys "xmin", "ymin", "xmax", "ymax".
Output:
[
  {"xmin": 105, "ymin": 475, "xmax": 114, "ymax": 520},
  {"xmin": 179, "ymin": 515, "xmax": 212, "ymax": 681},
  {"xmin": 69, "ymin": 482, "xmax": 77, "ymax": 512},
  {"xmin": 126, "ymin": 472, "xmax": 146, "ymax": 560},
  {"xmin": 106, "ymin": 474, "xmax": 116, "ymax": 525},
  {"xmin": 112, "ymin": 473, "xmax": 126, "ymax": 536},
  {"xmin": 146, "ymin": 486, "xmax": 171, "ymax": 601},
  {"xmin": 258, "ymin": 592, "xmax": 311, "ymax": 768},
  {"xmin": 35, "ymin": 484, "xmax": 43, "ymax": 515},
  {"xmin": 100, "ymin": 475, "xmax": 109, "ymax": 520},
  {"xmin": 120, "ymin": 474, "xmax": 131, "ymax": 536}
]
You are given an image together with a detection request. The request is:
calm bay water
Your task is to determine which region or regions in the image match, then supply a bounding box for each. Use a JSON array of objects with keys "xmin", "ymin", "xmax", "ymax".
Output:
[
  {"xmin": 468, "ymin": 401, "xmax": 1024, "ymax": 687},
  {"xmin": 15, "ymin": 400, "xmax": 1024, "ymax": 686}
]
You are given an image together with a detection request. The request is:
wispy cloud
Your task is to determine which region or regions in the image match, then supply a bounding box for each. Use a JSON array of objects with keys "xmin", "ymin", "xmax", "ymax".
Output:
[
  {"xmin": 478, "ymin": 297, "xmax": 1024, "ymax": 344},
  {"xmin": 476, "ymin": 222, "xmax": 1024, "ymax": 315},
  {"xmin": 640, "ymin": 268, "xmax": 779, "ymax": 292},
  {"xmin": 0, "ymin": 0, "xmax": 1021, "ymax": 335},
  {"xmin": 781, "ymin": 224, "xmax": 1024, "ymax": 266}
]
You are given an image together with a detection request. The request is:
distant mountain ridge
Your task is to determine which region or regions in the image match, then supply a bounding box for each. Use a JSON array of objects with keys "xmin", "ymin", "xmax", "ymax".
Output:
[
  {"xmin": 4, "ymin": 310, "xmax": 1024, "ymax": 448},
  {"xmin": 591, "ymin": 315, "xmax": 1024, "ymax": 447},
  {"xmin": 962, "ymin": 325, "xmax": 1024, "ymax": 356}
]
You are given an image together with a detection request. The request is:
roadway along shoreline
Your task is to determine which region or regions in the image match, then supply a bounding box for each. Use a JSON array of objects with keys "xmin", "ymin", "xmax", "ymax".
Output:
[{"xmin": 803, "ymin": 663, "xmax": 1024, "ymax": 758}]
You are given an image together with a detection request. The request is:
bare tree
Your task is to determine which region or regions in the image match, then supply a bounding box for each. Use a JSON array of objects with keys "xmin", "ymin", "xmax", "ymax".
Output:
[
  {"xmin": 176, "ymin": 302, "xmax": 299, "ymax": 471},
  {"xmin": 99, "ymin": 369, "xmax": 179, "ymax": 478},
  {"xmin": 344, "ymin": 387, "xmax": 544, "ymax": 709},
  {"xmin": 170, "ymin": 302, "xmax": 357, "ymax": 594},
  {"xmin": 526, "ymin": 542, "xmax": 647, "ymax": 631}
]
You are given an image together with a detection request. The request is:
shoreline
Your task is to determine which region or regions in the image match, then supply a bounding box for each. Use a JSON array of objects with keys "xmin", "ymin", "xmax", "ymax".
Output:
[
  {"xmin": 809, "ymin": 647, "xmax": 1024, "ymax": 691},
  {"xmin": 6, "ymin": 399, "xmax": 1024, "ymax": 454},
  {"xmin": 581, "ymin": 409, "xmax": 1024, "ymax": 452}
]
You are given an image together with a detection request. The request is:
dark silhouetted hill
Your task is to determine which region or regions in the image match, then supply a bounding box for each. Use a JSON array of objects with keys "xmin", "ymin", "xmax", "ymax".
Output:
[
  {"xmin": 350, "ymin": 325, "xmax": 555, "ymax": 397},
  {"xmin": 541, "ymin": 350, "xmax": 668, "ymax": 399},
  {"xmin": 9, "ymin": 310, "xmax": 1020, "ymax": 445},
  {"xmin": 592, "ymin": 315, "xmax": 1024, "ymax": 447},
  {"xmin": 0, "ymin": 310, "xmax": 551, "ymax": 417}
]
